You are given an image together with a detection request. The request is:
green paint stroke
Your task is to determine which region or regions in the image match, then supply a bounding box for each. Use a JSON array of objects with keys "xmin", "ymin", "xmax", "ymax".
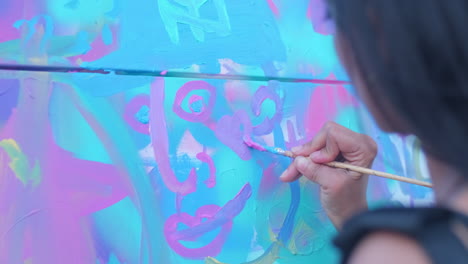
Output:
[{"xmin": 0, "ymin": 139, "xmax": 41, "ymax": 187}]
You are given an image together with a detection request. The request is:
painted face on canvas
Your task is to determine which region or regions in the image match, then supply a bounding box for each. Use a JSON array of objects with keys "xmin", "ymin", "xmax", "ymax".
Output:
[{"xmin": 0, "ymin": 0, "xmax": 432, "ymax": 263}]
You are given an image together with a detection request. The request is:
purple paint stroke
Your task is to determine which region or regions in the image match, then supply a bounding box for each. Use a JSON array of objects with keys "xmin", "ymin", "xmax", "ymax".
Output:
[
  {"xmin": 73, "ymin": 24, "xmax": 119, "ymax": 63},
  {"xmin": 0, "ymin": 79, "xmax": 19, "ymax": 123},
  {"xmin": 177, "ymin": 183, "xmax": 252, "ymax": 237},
  {"xmin": 0, "ymin": 116, "xmax": 127, "ymax": 263},
  {"xmin": 176, "ymin": 193, "xmax": 184, "ymax": 213},
  {"xmin": 124, "ymin": 95, "xmax": 150, "ymax": 134},
  {"xmin": 150, "ymin": 78, "xmax": 198, "ymax": 195},
  {"xmin": 2, "ymin": 209, "xmax": 44, "ymax": 238},
  {"xmin": 215, "ymin": 110, "xmax": 253, "ymax": 161},
  {"xmin": 0, "ymin": 80, "xmax": 121, "ymax": 262},
  {"xmin": 65, "ymin": 81, "xmax": 171, "ymax": 262},
  {"xmin": 164, "ymin": 183, "xmax": 252, "ymax": 259},
  {"xmin": 196, "ymin": 152, "xmax": 216, "ymax": 188},
  {"xmin": 307, "ymin": 0, "xmax": 335, "ymax": 35},
  {"xmin": 243, "ymin": 136, "xmax": 266, "ymax": 152},
  {"xmin": 173, "ymin": 80, "xmax": 216, "ymax": 123},
  {"xmin": 251, "ymin": 85, "xmax": 283, "ymax": 136},
  {"xmin": 54, "ymin": 151, "xmax": 129, "ymax": 216},
  {"xmin": 257, "ymin": 164, "xmax": 279, "ymax": 199},
  {"xmin": 164, "ymin": 204, "xmax": 230, "ymax": 259},
  {"xmin": 244, "ymin": 137, "xmax": 291, "ymax": 157}
]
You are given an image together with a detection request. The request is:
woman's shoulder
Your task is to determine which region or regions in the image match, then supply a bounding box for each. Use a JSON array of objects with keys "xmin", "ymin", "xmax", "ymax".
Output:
[
  {"xmin": 346, "ymin": 230, "xmax": 431, "ymax": 264},
  {"xmin": 334, "ymin": 207, "xmax": 468, "ymax": 264}
]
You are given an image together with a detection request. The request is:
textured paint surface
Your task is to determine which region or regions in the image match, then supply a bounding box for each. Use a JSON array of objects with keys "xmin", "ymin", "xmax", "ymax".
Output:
[
  {"xmin": 0, "ymin": 0, "xmax": 432, "ymax": 263},
  {"xmin": 0, "ymin": 139, "xmax": 41, "ymax": 187}
]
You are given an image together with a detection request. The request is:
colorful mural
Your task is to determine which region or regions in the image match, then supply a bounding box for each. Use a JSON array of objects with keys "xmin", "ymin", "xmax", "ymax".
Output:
[{"xmin": 0, "ymin": 0, "xmax": 432, "ymax": 263}]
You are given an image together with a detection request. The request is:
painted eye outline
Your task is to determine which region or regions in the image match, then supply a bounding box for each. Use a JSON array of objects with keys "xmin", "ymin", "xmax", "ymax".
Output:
[{"xmin": 172, "ymin": 80, "xmax": 217, "ymax": 124}]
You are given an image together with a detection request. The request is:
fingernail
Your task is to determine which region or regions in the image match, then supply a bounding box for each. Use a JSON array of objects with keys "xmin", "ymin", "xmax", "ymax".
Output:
[
  {"xmin": 279, "ymin": 167, "xmax": 289, "ymax": 180},
  {"xmin": 291, "ymin": 145, "xmax": 303, "ymax": 153},
  {"xmin": 296, "ymin": 156, "xmax": 308, "ymax": 171}
]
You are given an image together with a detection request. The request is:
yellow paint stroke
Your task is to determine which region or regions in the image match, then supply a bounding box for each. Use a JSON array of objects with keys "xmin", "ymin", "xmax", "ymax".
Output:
[
  {"xmin": 205, "ymin": 242, "xmax": 281, "ymax": 264},
  {"xmin": 205, "ymin": 218, "xmax": 324, "ymax": 263},
  {"xmin": 287, "ymin": 219, "xmax": 316, "ymax": 256},
  {"xmin": 0, "ymin": 139, "xmax": 41, "ymax": 187},
  {"xmin": 267, "ymin": 226, "xmax": 277, "ymax": 243},
  {"xmin": 411, "ymin": 137, "xmax": 431, "ymax": 181}
]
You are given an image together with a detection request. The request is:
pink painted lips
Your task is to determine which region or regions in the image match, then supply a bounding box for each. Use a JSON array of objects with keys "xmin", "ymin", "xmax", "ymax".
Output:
[{"xmin": 164, "ymin": 183, "xmax": 252, "ymax": 259}]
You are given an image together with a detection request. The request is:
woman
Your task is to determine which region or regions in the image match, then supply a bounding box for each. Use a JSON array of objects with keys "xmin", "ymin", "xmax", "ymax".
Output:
[{"xmin": 280, "ymin": 1, "xmax": 468, "ymax": 263}]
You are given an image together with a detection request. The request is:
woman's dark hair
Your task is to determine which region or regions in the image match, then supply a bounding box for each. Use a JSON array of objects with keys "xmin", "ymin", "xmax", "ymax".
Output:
[{"xmin": 328, "ymin": 0, "xmax": 468, "ymax": 179}]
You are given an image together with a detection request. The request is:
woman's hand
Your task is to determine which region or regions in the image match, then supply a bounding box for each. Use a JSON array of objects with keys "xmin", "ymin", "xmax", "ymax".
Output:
[{"xmin": 280, "ymin": 121, "xmax": 378, "ymax": 229}]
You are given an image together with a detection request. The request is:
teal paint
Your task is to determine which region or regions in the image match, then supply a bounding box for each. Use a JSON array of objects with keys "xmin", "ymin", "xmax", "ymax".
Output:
[{"xmin": 0, "ymin": 0, "xmax": 433, "ymax": 263}]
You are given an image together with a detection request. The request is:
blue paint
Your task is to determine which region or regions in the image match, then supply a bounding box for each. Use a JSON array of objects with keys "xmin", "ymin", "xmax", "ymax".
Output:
[
  {"xmin": 92, "ymin": 197, "xmax": 142, "ymax": 263},
  {"xmin": 47, "ymin": 0, "xmax": 115, "ymax": 26},
  {"xmin": 102, "ymin": 24, "xmax": 113, "ymax": 45},
  {"xmin": 148, "ymin": 166, "xmax": 178, "ymax": 218},
  {"xmin": 65, "ymin": 0, "xmax": 80, "ymax": 10},
  {"xmin": 13, "ymin": 15, "xmax": 54, "ymax": 51},
  {"xmin": 176, "ymin": 184, "xmax": 252, "ymax": 238},
  {"xmin": 157, "ymin": 0, "xmax": 231, "ymax": 44},
  {"xmin": 70, "ymin": 31, "xmax": 92, "ymax": 55},
  {"xmin": 0, "ymin": 1, "xmax": 11, "ymax": 15},
  {"xmin": 135, "ymin": 105, "xmax": 150, "ymax": 124},
  {"xmin": 278, "ymin": 181, "xmax": 300, "ymax": 243},
  {"xmin": 74, "ymin": 74, "xmax": 154, "ymax": 97},
  {"xmin": 273, "ymin": 126, "xmax": 300, "ymax": 243},
  {"xmin": 106, "ymin": 0, "xmax": 122, "ymax": 18},
  {"xmin": 190, "ymin": 100, "xmax": 204, "ymax": 113},
  {"xmin": 72, "ymin": 87, "xmax": 171, "ymax": 263},
  {"xmin": 49, "ymin": 82, "xmax": 112, "ymax": 164},
  {"xmin": 85, "ymin": 0, "xmax": 286, "ymax": 74},
  {"xmin": 0, "ymin": 1, "xmax": 434, "ymax": 263}
]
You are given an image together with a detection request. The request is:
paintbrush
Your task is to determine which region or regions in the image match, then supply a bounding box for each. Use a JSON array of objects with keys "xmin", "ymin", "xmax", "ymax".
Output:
[{"xmin": 243, "ymin": 139, "xmax": 433, "ymax": 188}]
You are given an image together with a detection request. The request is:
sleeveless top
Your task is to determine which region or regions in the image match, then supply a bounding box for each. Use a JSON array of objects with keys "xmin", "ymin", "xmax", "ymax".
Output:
[{"xmin": 333, "ymin": 207, "xmax": 468, "ymax": 263}]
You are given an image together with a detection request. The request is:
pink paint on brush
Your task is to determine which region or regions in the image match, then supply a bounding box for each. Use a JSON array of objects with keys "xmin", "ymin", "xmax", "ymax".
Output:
[
  {"xmin": 243, "ymin": 137, "xmax": 295, "ymax": 158},
  {"xmin": 242, "ymin": 136, "xmax": 266, "ymax": 151}
]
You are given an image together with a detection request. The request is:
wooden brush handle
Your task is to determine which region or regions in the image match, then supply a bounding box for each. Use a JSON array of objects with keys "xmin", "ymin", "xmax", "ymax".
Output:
[
  {"xmin": 283, "ymin": 150, "xmax": 432, "ymax": 188},
  {"xmin": 326, "ymin": 161, "xmax": 433, "ymax": 188}
]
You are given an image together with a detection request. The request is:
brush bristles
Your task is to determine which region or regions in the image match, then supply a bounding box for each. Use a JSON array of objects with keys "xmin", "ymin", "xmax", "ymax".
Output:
[{"xmin": 274, "ymin": 148, "xmax": 295, "ymax": 158}]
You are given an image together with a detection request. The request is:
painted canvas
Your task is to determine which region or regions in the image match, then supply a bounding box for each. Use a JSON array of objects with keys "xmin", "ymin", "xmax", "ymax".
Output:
[{"xmin": 0, "ymin": 0, "xmax": 432, "ymax": 263}]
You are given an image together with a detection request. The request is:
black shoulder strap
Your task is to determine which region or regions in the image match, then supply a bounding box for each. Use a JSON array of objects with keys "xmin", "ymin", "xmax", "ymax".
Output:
[{"xmin": 333, "ymin": 207, "xmax": 468, "ymax": 264}]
